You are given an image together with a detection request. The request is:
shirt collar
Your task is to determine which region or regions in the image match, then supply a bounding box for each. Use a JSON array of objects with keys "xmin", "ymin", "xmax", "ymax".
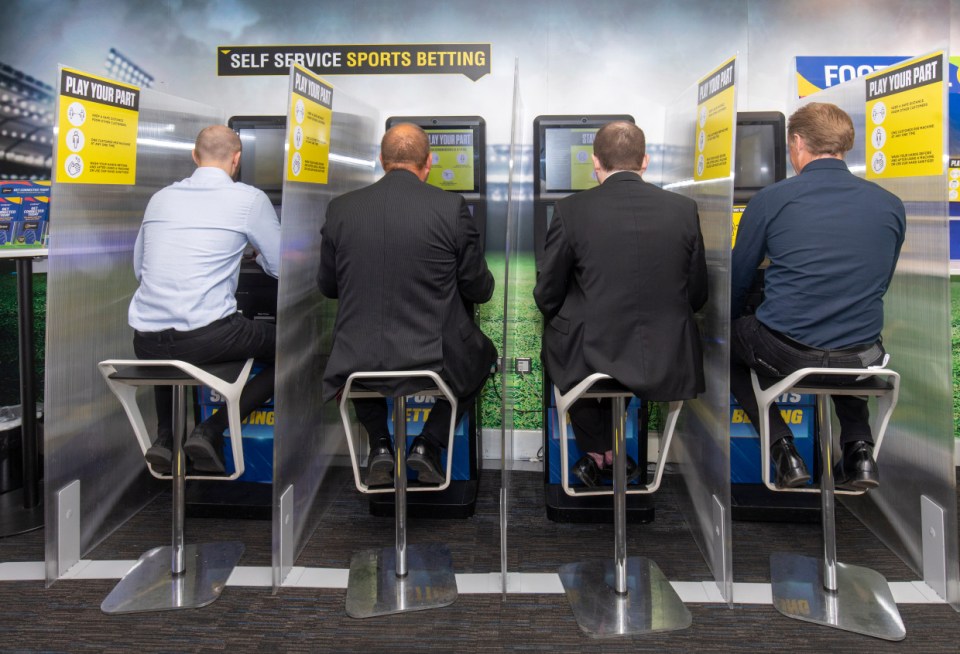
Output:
[{"xmin": 800, "ymin": 158, "xmax": 849, "ymax": 174}]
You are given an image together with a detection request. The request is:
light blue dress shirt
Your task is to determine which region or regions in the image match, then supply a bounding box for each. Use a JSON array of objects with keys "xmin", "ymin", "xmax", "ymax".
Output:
[{"xmin": 129, "ymin": 167, "xmax": 281, "ymax": 332}]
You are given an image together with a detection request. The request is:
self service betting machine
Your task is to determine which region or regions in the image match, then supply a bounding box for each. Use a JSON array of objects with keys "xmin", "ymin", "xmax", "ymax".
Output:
[
  {"xmin": 183, "ymin": 115, "xmax": 285, "ymax": 518},
  {"xmin": 533, "ymin": 114, "xmax": 656, "ymax": 523},
  {"xmin": 372, "ymin": 115, "xmax": 487, "ymax": 519},
  {"xmin": 729, "ymin": 111, "xmax": 819, "ymax": 521}
]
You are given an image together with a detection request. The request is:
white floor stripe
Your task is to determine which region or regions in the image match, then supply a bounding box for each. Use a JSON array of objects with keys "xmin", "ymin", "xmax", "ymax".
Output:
[
  {"xmin": 731, "ymin": 582, "xmax": 773, "ymax": 604},
  {"xmin": 227, "ymin": 565, "xmax": 272, "ymax": 587},
  {"xmin": 65, "ymin": 560, "xmax": 136, "ymax": 579},
  {"xmin": 0, "ymin": 561, "xmax": 44, "ymax": 581},
  {"xmin": 0, "ymin": 561, "xmax": 947, "ymax": 605}
]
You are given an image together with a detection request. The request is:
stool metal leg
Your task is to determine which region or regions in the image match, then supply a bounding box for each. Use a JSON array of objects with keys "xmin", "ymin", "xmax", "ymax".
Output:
[
  {"xmin": 172, "ymin": 384, "xmax": 187, "ymax": 576},
  {"xmin": 770, "ymin": 396, "xmax": 905, "ymax": 641},
  {"xmin": 613, "ymin": 396, "xmax": 628, "ymax": 596},
  {"xmin": 395, "ymin": 395, "xmax": 408, "ymax": 578},
  {"xmin": 818, "ymin": 396, "xmax": 837, "ymax": 592},
  {"xmin": 345, "ymin": 394, "xmax": 458, "ymax": 618},
  {"xmin": 559, "ymin": 398, "xmax": 691, "ymax": 637},
  {"xmin": 101, "ymin": 385, "xmax": 244, "ymax": 614}
]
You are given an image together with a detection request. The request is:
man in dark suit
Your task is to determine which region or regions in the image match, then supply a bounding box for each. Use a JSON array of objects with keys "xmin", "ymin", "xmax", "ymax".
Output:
[
  {"xmin": 534, "ymin": 121, "xmax": 708, "ymax": 487},
  {"xmin": 319, "ymin": 123, "xmax": 497, "ymax": 486}
]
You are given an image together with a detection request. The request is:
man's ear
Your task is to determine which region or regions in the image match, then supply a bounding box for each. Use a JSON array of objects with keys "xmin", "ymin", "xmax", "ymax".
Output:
[
  {"xmin": 640, "ymin": 153, "xmax": 650, "ymax": 175},
  {"xmin": 191, "ymin": 149, "xmax": 201, "ymax": 167},
  {"xmin": 419, "ymin": 153, "xmax": 433, "ymax": 181}
]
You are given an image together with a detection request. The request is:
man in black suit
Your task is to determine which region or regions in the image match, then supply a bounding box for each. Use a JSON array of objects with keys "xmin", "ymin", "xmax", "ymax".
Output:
[
  {"xmin": 319, "ymin": 123, "xmax": 497, "ymax": 486},
  {"xmin": 534, "ymin": 121, "xmax": 708, "ymax": 487}
]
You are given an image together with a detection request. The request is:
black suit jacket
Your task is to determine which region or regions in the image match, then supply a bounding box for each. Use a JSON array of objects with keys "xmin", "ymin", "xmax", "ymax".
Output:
[
  {"xmin": 534, "ymin": 171, "xmax": 708, "ymax": 401},
  {"xmin": 319, "ymin": 169, "xmax": 496, "ymax": 402}
]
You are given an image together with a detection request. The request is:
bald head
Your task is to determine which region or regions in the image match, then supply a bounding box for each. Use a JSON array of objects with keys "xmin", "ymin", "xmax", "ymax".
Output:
[
  {"xmin": 193, "ymin": 125, "xmax": 242, "ymax": 171},
  {"xmin": 380, "ymin": 123, "xmax": 431, "ymax": 175}
]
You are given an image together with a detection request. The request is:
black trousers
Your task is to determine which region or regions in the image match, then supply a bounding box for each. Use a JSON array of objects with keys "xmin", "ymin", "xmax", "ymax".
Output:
[
  {"xmin": 133, "ymin": 312, "xmax": 276, "ymax": 437},
  {"xmin": 729, "ymin": 315, "xmax": 885, "ymax": 446},
  {"xmin": 568, "ymin": 397, "xmax": 617, "ymax": 454},
  {"xmin": 352, "ymin": 376, "xmax": 486, "ymax": 451}
]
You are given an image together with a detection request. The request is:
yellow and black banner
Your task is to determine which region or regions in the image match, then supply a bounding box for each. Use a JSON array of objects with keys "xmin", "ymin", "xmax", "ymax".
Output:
[
  {"xmin": 218, "ymin": 44, "xmax": 491, "ymax": 81},
  {"xmin": 949, "ymin": 157, "xmax": 960, "ymax": 202},
  {"xmin": 287, "ymin": 65, "xmax": 332, "ymax": 185},
  {"xmin": 695, "ymin": 56, "xmax": 736, "ymax": 182},
  {"xmin": 732, "ymin": 204, "xmax": 745, "ymax": 248},
  {"xmin": 56, "ymin": 66, "xmax": 139, "ymax": 185},
  {"xmin": 865, "ymin": 51, "xmax": 944, "ymax": 179}
]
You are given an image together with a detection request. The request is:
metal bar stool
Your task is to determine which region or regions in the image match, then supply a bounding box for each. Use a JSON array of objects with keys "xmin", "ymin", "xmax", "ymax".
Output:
[
  {"xmin": 554, "ymin": 373, "xmax": 690, "ymax": 636},
  {"xmin": 339, "ymin": 370, "xmax": 459, "ymax": 618},
  {"xmin": 96, "ymin": 358, "xmax": 253, "ymax": 614},
  {"xmin": 750, "ymin": 366, "xmax": 904, "ymax": 640}
]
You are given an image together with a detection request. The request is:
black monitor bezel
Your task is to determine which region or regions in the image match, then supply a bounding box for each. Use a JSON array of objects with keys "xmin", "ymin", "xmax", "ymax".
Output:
[
  {"xmin": 385, "ymin": 115, "xmax": 486, "ymax": 195},
  {"xmin": 734, "ymin": 111, "xmax": 786, "ymax": 204},
  {"xmin": 228, "ymin": 115, "xmax": 287, "ymax": 206},
  {"xmin": 533, "ymin": 114, "xmax": 635, "ymax": 198}
]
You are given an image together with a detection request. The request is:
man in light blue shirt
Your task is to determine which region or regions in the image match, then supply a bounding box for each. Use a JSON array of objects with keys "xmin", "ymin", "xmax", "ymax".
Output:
[{"xmin": 129, "ymin": 124, "xmax": 281, "ymax": 474}]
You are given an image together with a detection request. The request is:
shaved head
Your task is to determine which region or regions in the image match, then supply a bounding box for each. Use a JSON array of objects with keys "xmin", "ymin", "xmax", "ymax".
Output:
[
  {"xmin": 380, "ymin": 123, "xmax": 431, "ymax": 173},
  {"xmin": 194, "ymin": 125, "xmax": 242, "ymax": 166}
]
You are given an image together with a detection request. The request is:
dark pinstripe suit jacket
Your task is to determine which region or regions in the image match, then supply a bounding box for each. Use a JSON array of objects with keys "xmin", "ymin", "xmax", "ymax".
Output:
[
  {"xmin": 319, "ymin": 169, "xmax": 496, "ymax": 402},
  {"xmin": 534, "ymin": 172, "xmax": 708, "ymax": 401}
]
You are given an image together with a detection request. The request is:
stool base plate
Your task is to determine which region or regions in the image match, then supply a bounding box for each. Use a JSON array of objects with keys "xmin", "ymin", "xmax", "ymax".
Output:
[
  {"xmin": 346, "ymin": 543, "xmax": 457, "ymax": 618},
  {"xmin": 101, "ymin": 541, "xmax": 244, "ymax": 614},
  {"xmin": 0, "ymin": 487, "xmax": 43, "ymax": 537},
  {"xmin": 559, "ymin": 556, "xmax": 691, "ymax": 637},
  {"xmin": 771, "ymin": 552, "xmax": 905, "ymax": 641}
]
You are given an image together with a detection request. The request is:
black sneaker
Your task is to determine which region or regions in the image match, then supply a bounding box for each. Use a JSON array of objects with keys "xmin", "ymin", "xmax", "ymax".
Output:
[
  {"xmin": 183, "ymin": 423, "xmax": 226, "ymax": 474},
  {"xmin": 144, "ymin": 430, "xmax": 173, "ymax": 475}
]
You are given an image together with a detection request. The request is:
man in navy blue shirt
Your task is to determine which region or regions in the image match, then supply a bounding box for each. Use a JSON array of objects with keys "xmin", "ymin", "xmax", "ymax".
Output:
[{"xmin": 730, "ymin": 102, "xmax": 905, "ymax": 490}]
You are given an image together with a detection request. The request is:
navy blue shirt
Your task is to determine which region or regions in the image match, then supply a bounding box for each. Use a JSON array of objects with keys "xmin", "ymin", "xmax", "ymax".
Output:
[{"xmin": 731, "ymin": 158, "xmax": 906, "ymax": 349}]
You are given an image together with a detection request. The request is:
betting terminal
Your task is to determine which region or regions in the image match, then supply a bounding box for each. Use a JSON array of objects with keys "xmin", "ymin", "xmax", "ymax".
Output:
[{"xmin": 532, "ymin": 114, "xmax": 657, "ymax": 523}]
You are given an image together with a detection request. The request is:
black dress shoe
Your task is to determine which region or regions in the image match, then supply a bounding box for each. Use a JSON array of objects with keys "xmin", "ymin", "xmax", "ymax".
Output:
[
  {"xmin": 144, "ymin": 430, "xmax": 173, "ymax": 475},
  {"xmin": 366, "ymin": 438, "xmax": 394, "ymax": 487},
  {"xmin": 600, "ymin": 456, "xmax": 642, "ymax": 484},
  {"xmin": 407, "ymin": 436, "xmax": 445, "ymax": 484},
  {"xmin": 183, "ymin": 422, "xmax": 226, "ymax": 474},
  {"xmin": 834, "ymin": 440, "xmax": 879, "ymax": 491},
  {"xmin": 571, "ymin": 455, "xmax": 602, "ymax": 488},
  {"xmin": 770, "ymin": 437, "xmax": 811, "ymax": 488}
]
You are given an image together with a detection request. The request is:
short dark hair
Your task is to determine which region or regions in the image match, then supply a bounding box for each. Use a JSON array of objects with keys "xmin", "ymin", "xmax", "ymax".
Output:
[
  {"xmin": 788, "ymin": 102, "xmax": 855, "ymax": 156},
  {"xmin": 381, "ymin": 123, "xmax": 430, "ymax": 171},
  {"xmin": 592, "ymin": 121, "xmax": 646, "ymax": 172},
  {"xmin": 194, "ymin": 125, "xmax": 241, "ymax": 164}
]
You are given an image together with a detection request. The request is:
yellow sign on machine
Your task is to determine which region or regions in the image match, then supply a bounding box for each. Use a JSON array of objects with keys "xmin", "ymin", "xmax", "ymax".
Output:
[
  {"xmin": 865, "ymin": 51, "xmax": 944, "ymax": 180},
  {"xmin": 56, "ymin": 66, "xmax": 139, "ymax": 185},
  {"xmin": 694, "ymin": 56, "xmax": 736, "ymax": 182},
  {"xmin": 286, "ymin": 64, "xmax": 333, "ymax": 185}
]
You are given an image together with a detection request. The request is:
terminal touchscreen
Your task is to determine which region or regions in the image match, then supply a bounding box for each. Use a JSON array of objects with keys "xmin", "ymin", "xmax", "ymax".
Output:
[
  {"xmin": 229, "ymin": 115, "xmax": 286, "ymax": 206},
  {"xmin": 734, "ymin": 111, "xmax": 786, "ymax": 204},
  {"xmin": 385, "ymin": 116, "xmax": 485, "ymax": 195},
  {"xmin": 534, "ymin": 115, "xmax": 634, "ymax": 198}
]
